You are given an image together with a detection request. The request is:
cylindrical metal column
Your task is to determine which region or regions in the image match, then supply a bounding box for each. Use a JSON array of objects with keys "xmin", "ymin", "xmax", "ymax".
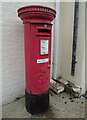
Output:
[{"xmin": 17, "ymin": 5, "xmax": 56, "ymax": 114}]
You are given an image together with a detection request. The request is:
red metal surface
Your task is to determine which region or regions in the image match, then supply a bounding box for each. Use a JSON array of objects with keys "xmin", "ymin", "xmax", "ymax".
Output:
[{"xmin": 18, "ymin": 5, "xmax": 56, "ymax": 94}]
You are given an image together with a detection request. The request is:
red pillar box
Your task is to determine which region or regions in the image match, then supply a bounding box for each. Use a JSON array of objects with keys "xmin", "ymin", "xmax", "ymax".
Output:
[{"xmin": 17, "ymin": 5, "xmax": 56, "ymax": 114}]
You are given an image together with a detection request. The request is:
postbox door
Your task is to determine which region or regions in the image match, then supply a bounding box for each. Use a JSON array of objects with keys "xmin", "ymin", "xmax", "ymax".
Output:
[{"xmin": 30, "ymin": 23, "xmax": 52, "ymax": 94}]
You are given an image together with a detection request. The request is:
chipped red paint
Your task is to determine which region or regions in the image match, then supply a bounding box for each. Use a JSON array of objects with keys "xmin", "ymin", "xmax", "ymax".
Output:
[{"xmin": 18, "ymin": 5, "xmax": 56, "ymax": 94}]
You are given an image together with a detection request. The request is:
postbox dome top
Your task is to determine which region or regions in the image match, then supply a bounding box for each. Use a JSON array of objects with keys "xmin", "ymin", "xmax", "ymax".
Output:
[{"xmin": 17, "ymin": 5, "xmax": 56, "ymax": 23}]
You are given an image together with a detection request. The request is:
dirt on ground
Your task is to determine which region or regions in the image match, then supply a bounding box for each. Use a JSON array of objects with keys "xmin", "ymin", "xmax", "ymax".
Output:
[{"xmin": 2, "ymin": 91, "xmax": 86, "ymax": 118}]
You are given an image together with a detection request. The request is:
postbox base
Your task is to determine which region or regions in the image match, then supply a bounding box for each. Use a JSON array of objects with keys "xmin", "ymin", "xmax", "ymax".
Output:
[{"xmin": 25, "ymin": 90, "xmax": 49, "ymax": 114}]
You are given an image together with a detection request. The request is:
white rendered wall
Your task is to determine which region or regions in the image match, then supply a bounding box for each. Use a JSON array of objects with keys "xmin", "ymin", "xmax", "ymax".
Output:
[
  {"xmin": 85, "ymin": 2, "xmax": 87, "ymax": 91},
  {"xmin": 0, "ymin": 2, "xmax": 2, "ymax": 119},
  {"xmin": 59, "ymin": 2, "xmax": 85, "ymax": 94}
]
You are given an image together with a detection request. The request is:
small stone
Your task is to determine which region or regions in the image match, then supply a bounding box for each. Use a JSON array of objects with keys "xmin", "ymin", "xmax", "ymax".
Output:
[
  {"xmin": 81, "ymin": 96, "xmax": 84, "ymax": 98},
  {"xmin": 43, "ymin": 115, "xmax": 45, "ymax": 118},
  {"xmin": 50, "ymin": 107, "xmax": 52, "ymax": 111},
  {"xmin": 65, "ymin": 102, "xmax": 67, "ymax": 104},
  {"xmin": 69, "ymin": 97, "xmax": 72, "ymax": 100},
  {"xmin": 82, "ymin": 113, "xmax": 84, "ymax": 115}
]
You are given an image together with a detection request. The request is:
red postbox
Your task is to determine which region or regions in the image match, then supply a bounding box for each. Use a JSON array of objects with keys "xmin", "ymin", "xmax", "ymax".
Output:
[{"xmin": 17, "ymin": 5, "xmax": 56, "ymax": 114}]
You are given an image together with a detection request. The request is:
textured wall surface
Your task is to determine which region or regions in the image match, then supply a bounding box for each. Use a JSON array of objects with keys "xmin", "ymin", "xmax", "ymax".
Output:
[
  {"xmin": 0, "ymin": 2, "xmax": 2, "ymax": 119},
  {"xmin": 2, "ymin": 2, "xmax": 55, "ymax": 105},
  {"xmin": 85, "ymin": 2, "xmax": 87, "ymax": 92},
  {"xmin": 59, "ymin": 2, "xmax": 85, "ymax": 94}
]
